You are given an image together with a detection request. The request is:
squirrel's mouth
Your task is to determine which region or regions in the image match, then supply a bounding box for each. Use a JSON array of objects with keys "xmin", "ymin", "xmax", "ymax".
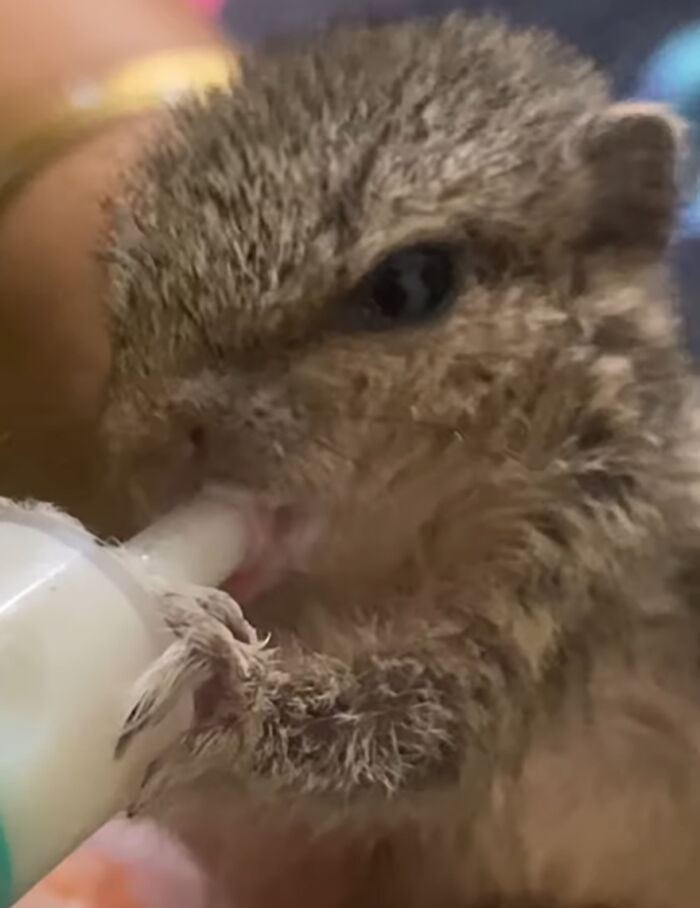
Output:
[{"xmin": 217, "ymin": 494, "xmax": 321, "ymax": 605}]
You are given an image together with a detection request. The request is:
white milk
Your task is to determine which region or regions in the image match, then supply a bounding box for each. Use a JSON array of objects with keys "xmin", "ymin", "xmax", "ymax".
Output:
[{"xmin": 0, "ymin": 490, "xmax": 249, "ymax": 906}]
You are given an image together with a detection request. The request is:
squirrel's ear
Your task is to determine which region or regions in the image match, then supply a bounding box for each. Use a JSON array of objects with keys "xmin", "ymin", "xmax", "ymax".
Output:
[{"xmin": 572, "ymin": 102, "xmax": 688, "ymax": 251}]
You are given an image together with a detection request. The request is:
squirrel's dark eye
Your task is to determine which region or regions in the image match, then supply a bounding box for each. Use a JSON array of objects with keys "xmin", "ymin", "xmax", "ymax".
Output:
[{"xmin": 365, "ymin": 244, "xmax": 456, "ymax": 327}]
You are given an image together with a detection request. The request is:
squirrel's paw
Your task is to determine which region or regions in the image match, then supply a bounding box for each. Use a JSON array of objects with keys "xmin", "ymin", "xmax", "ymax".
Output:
[{"xmin": 116, "ymin": 584, "xmax": 265, "ymax": 758}]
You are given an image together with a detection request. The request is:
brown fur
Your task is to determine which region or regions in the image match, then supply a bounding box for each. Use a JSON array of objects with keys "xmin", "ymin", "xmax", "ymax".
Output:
[{"xmin": 79, "ymin": 13, "xmax": 700, "ymax": 908}]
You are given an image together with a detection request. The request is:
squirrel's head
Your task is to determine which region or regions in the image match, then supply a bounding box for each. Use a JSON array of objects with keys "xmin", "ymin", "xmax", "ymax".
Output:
[{"xmin": 101, "ymin": 16, "xmax": 687, "ymax": 583}]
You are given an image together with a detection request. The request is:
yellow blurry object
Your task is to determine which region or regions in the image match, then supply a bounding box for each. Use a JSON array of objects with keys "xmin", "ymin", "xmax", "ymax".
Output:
[{"xmin": 0, "ymin": 48, "xmax": 239, "ymax": 206}]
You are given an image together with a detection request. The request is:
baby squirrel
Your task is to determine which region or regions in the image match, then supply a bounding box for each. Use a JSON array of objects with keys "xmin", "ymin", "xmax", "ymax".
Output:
[{"xmin": 88, "ymin": 12, "xmax": 700, "ymax": 908}]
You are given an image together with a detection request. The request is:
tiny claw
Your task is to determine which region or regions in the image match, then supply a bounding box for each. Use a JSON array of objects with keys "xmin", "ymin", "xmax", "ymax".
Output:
[
  {"xmin": 115, "ymin": 695, "xmax": 159, "ymax": 758},
  {"xmin": 125, "ymin": 758, "xmax": 161, "ymax": 816},
  {"xmin": 115, "ymin": 725, "xmax": 135, "ymax": 760}
]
